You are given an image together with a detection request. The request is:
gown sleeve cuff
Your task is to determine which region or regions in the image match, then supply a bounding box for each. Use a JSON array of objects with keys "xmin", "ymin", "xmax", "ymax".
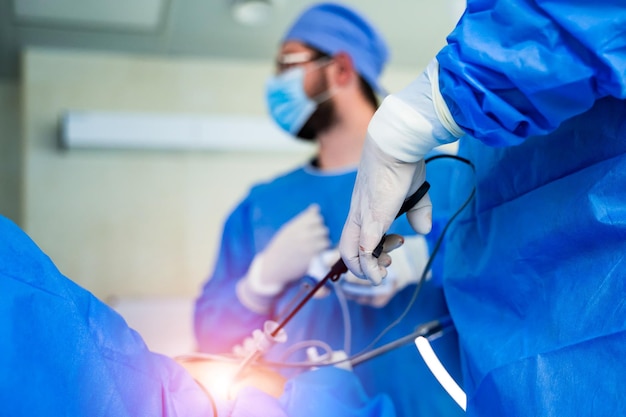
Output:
[{"xmin": 369, "ymin": 59, "xmax": 463, "ymax": 163}]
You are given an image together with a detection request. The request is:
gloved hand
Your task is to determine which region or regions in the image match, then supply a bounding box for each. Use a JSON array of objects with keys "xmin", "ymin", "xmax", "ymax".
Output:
[
  {"xmin": 237, "ymin": 204, "xmax": 330, "ymax": 314},
  {"xmin": 306, "ymin": 234, "xmax": 402, "ymax": 291},
  {"xmin": 340, "ymin": 235, "xmax": 431, "ymax": 307},
  {"xmin": 309, "ymin": 235, "xmax": 431, "ymax": 308},
  {"xmin": 339, "ymin": 58, "xmax": 463, "ymax": 285}
]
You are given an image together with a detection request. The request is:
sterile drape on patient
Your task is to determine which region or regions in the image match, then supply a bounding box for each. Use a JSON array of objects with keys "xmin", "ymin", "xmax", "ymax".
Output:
[
  {"xmin": 434, "ymin": 0, "xmax": 626, "ymax": 415},
  {"xmin": 0, "ymin": 215, "xmax": 215, "ymax": 417},
  {"xmin": 0, "ymin": 215, "xmax": 399, "ymax": 417}
]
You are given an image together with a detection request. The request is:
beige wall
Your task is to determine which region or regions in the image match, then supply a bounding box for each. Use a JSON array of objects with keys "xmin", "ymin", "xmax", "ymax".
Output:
[
  {"xmin": 0, "ymin": 80, "xmax": 22, "ymax": 224},
  {"xmin": 20, "ymin": 47, "xmax": 419, "ymax": 302}
]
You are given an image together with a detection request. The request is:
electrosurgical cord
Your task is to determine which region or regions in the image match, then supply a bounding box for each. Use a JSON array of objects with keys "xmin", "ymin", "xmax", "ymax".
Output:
[{"xmin": 354, "ymin": 153, "xmax": 475, "ymax": 354}]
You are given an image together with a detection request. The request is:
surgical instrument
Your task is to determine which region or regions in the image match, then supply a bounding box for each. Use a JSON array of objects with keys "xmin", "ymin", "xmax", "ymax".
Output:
[{"xmin": 231, "ymin": 181, "xmax": 432, "ymax": 382}]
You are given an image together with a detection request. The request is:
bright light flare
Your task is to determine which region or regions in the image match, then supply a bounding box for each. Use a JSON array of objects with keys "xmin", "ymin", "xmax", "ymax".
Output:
[
  {"xmin": 177, "ymin": 358, "xmax": 287, "ymax": 401},
  {"xmin": 199, "ymin": 361, "xmax": 238, "ymax": 400}
]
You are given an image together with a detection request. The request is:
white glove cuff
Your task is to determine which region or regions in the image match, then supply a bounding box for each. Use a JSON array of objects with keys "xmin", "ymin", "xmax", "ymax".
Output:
[
  {"xmin": 236, "ymin": 254, "xmax": 283, "ymax": 315},
  {"xmin": 427, "ymin": 59, "xmax": 464, "ymax": 138},
  {"xmin": 368, "ymin": 95, "xmax": 439, "ymax": 163},
  {"xmin": 369, "ymin": 59, "xmax": 463, "ymax": 163}
]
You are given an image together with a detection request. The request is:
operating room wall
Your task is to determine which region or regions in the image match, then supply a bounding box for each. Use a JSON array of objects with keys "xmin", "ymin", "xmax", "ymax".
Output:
[
  {"xmin": 0, "ymin": 80, "xmax": 21, "ymax": 225},
  {"xmin": 20, "ymin": 47, "xmax": 419, "ymax": 303}
]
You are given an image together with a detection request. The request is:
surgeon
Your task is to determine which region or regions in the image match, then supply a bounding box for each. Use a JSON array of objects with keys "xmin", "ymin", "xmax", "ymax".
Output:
[
  {"xmin": 0, "ymin": 213, "xmax": 398, "ymax": 417},
  {"xmin": 194, "ymin": 2, "xmax": 464, "ymax": 417},
  {"xmin": 339, "ymin": 0, "xmax": 626, "ymax": 415}
]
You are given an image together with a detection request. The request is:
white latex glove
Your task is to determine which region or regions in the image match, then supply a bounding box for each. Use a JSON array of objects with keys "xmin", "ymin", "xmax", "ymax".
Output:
[
  {"xmin": 339, "ymin": 58, "xmax": 463, "ymax": 285},
  {"xmin": 307, "ymin": 234, "xmax": 429, "ymax": 308},
  {"xmin": 237, "ymin": 204, "xmax": 330, "ymax": 314},
  {"xmin": 339, "ymin": 138, "xmax": 430, "ymax": 285}
]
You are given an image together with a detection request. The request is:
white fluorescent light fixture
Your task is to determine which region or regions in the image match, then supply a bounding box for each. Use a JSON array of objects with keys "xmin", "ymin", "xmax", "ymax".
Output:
[
  {"xmin": 59, "ymin": 110, "xmax": 314, "ymax": 152},
  {"xmin": 14, "ymin": 0, "xmax": 165, "ymax": 30}
]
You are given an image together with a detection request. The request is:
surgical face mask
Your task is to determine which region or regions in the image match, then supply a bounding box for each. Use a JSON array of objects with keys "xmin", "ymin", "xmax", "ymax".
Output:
[{"xmin": 265, "ymin": 62, "xmax": 332, "ymax": 136}]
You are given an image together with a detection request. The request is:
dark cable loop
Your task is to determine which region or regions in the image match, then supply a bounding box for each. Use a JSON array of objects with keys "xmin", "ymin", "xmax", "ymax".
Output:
[
  {"xmin": 228, "ymin": 153, "xmax": 476, "ymax": 372},
  {"xmin": 260, "ymin": 153, "xmax": 477, "ymax": 369}
]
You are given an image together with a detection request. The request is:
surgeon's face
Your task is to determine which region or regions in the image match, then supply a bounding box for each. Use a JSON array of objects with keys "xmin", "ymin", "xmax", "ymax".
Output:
[{"xmin": 275, "ymin": 41, "xmax": 337, "ymax": 140}]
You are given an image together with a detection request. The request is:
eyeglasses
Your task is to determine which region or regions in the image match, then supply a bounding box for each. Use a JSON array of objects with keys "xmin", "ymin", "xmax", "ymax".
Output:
[{"xmin": 275, "ymin": 51, "xmax": 330, "ymax": 73}]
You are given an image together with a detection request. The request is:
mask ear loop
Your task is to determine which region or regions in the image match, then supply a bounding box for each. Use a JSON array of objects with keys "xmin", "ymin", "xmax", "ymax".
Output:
[
  {"xmin": 310, "ymin": 88, "xmax": 335, "ymax": 105},
  {"xmin": 306, "ymin": 57, "xmax": 338, "ymax": 105}
]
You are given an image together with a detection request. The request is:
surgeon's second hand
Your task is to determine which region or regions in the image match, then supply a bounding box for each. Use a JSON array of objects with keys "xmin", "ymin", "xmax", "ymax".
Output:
[{"xmin": 231, "ymin": 181, "xmax": 431, "ymax": 384}]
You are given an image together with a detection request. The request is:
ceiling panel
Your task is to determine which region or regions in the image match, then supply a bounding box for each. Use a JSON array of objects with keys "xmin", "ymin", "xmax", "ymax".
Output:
[
  {"xmin": 0, "ymin": 0, "xmax": 465, "ymax": 80},
  {"xmin": 13, "ymin": 0, "xmax": 168, "ymax": 31}
]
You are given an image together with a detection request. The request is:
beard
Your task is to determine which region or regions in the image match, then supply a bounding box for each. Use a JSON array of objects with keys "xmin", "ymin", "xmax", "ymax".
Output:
[
  {"xmin": 295, "ymin": 69, "xmax": 336, "ymax": 141},
  {"xmin": 295, "ymin": 99, "xmax": 336, "ymax": 141}
]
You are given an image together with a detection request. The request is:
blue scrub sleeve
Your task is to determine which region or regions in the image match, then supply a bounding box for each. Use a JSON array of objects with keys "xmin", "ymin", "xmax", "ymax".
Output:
[
  {"xmin": 437, "ymin": 0, "xmax": 626, "ymax": 146},
  {"xmin": 194, "ymin": 199, "xmax": 271, "ymax": 353}
]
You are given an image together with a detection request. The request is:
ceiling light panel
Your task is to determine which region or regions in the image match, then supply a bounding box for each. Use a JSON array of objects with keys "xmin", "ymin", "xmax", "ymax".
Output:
[{"xmin": 14, "ymin": 0, "xmax": 167, "ymax": 31}]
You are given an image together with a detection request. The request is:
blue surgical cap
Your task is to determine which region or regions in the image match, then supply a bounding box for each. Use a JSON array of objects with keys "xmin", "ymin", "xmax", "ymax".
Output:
[{"xmin": 282, "ymin": 2, "xmax": 389, "ymax": 95}]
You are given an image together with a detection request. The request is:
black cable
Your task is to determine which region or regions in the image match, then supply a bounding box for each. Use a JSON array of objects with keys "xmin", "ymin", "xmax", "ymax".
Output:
[
  {"xmin": 349, "ymin": 316, "xmax": 454, "ymax": 367},
  {"xmin": 253, "ymin": 153, "xmax": 476, "ymax": 370},
  {"xmin": 340, "ymin": 153, "xmax": 475, "ymax": 358},
  {"xmin": 223, "ymin": 153, "xmax": 476, "ymax": 373},
  {"xmin": 425, "ymin": 153, "xmax": 474, "ymax": 166}
]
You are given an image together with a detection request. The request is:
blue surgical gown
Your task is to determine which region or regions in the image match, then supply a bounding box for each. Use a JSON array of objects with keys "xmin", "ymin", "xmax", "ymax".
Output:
[
  {"xmin": 434, "ymin": 0, "xmax": 626, "ymax": 415},
  {"xmin": 0, "ymin": 215, "xmax": 399, "ymax": 417},
  {"xmin": 194, "ymin": 163, "xmax": 465, "ymax": 417}
]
